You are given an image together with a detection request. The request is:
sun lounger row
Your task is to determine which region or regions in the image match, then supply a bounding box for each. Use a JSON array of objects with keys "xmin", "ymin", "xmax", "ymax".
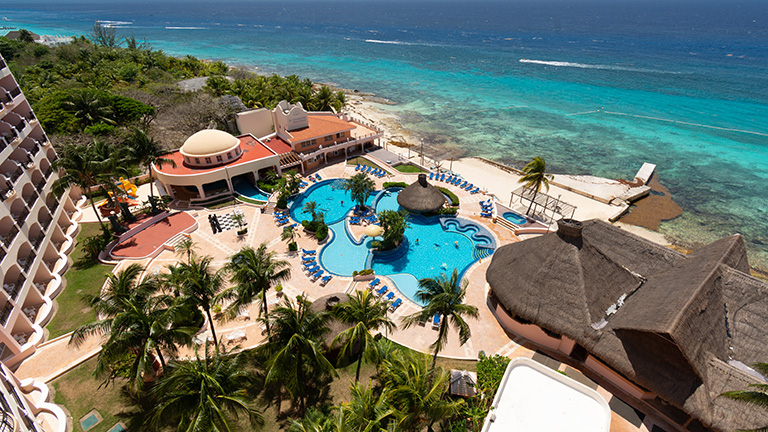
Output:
[
  {"xmin": 356, "ymin": 164, "xmax": 386, "ymax": 178},
  {"xmin": 428, "ymin": 172, "xmax": 481, "ymax": 193},
  {"xmin": 364, "ymin": 279, "xmax": 403, "ymax": 311},
  {"xmin": 307, "ymin": 174, "xmax": 323, "ymax": 182}
]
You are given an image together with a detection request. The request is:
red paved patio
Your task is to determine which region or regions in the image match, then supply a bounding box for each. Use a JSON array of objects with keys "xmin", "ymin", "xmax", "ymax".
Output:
[{"xmin": 110, "ymin": 212, "xmax": 196, "ymax": 258}]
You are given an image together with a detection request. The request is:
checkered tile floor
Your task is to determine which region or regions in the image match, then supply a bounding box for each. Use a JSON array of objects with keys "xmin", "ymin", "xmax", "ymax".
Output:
[{"xmin": 215, "ymin": 210, "xmax": 246, "ymax": 232}]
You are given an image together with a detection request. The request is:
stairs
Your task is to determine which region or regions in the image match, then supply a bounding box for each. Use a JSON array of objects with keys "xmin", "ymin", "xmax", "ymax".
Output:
[
  {"xmin": 263, "ymin": 202, "xmax": 278, "ymax": 215},
  {"xmin": 496, "ymin": 217, "xmax": 519, "ymax": 234},
  {"xmin": 473, "ymin": 246, "xmax": 495, "ymax": 261}
]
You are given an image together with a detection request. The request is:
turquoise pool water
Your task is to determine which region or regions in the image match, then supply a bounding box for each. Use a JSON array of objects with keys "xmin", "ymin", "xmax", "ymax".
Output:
[
  {"xmin": 290, "ymin": 179, "xmax": 374, "ymax": 223},
  {"xmin": 233, "ymin": 180, "xmax": 270, "ymax": 202},
  {"xmin": 310, "ymin": 183, "xmax": 495, "ymax": 306},
  {"xmin": 502, "ymin": 211, "xmax": 527, "ymax": 225}
]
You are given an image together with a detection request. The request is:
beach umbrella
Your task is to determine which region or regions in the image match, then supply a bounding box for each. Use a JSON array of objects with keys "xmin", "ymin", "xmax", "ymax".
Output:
[{"xmin": 364, "ymin": 224, "xmax": 383, "ymax": 237}]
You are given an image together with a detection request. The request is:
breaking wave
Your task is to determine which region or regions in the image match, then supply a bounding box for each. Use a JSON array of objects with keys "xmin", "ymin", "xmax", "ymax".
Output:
[{"xmin": 519, "ymin": 59, "xmax": 676, "ymax": 74}]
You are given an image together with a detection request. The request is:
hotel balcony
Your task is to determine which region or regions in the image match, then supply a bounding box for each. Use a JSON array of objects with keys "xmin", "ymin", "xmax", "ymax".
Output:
[
  {"xmin": 38, "ymin": 209, "xmax": 53, "ymax": 231},
  {"xmin": 0, "ymin": 246, "xmax": 5, "ymax": 265},
  {"xmin": 0, "ymin": 222, "xmax": 19, "ymax": 250},
  {"xmin": 0, "ymin": 302, "xmax": 11, "ymax": 327},
  {"xmin": 10, "ymin": 207, "xmax": 28, "ymax": 228},
  {"xmin": 2, "ymin": 270, "xmax": 23, "ymax": 301},
  {"xmin": 45, "ymin": 195, "xmax": 58, "ymax": 214},
  {"xmin": 18, "ymin": 251, "xmax": 35, "ymax": 274}
]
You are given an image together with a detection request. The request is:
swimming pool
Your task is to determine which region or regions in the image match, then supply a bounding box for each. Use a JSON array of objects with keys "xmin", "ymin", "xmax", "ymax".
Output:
[
  {"xmin": 310, "ymin": 184, "xmax": 495, "ymax": 306},
  {"xmin": 233, "ymin": 180, "xmax": 271, "ymax": 202},
  {"xmin": 290, "ymin": 179, "xmax": 375, "ymax": 224},
  {"xmin": 502, "ymin": 211, "xmax": 527, "ymax": 225}
]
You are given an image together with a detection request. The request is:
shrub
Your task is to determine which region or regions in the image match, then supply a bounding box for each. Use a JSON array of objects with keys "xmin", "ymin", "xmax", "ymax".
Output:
[
  {"xmin": 437, "ymin": 186, "xmax": 460, "ymax": 206},
  {"xmin": 84, "ymin": 122, "xmax": 117, "ymax": 136},
  {"xmin": 237, "ymin": 228, "xmax": 248, "ymax": 236},
  {"xmin": 425, "ymin": 207, "xmax": 458, "ymax": 217},
  {"xmin": 288, "ymin": 242, "xmax": 298, "ymax": 252},
  {"xmin": 383, "ymin": 181, "xmax": 409, "ymax": 189},
  {"xmin": 315, "ymin": 223, "xmax": 328, "ymax": 241},
  {"xmin": 357, "ymin": 269, "xmax": 374, "ymax": 276},
  {"xmin": 276, "ymin": 197, "xmax": 288, "ymax": 209},
  {"xmin": 80, "ymin": 227, "xmax": 113, "ymax": 262}
]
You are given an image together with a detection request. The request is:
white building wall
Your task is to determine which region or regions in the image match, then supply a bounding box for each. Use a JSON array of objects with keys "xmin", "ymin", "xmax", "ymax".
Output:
[{"xmin": 235, "ymin": 108, "xmax": 274, "ymax": 139}]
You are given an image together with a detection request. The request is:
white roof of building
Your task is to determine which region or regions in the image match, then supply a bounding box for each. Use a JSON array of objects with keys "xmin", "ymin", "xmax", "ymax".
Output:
[
  {"xmin": 482, "ymin": 357, "xmax": 610, "ymax": 432},
  {"xmin": 180, "ymin": 129, "xmax": 239, "ymax": 157}
]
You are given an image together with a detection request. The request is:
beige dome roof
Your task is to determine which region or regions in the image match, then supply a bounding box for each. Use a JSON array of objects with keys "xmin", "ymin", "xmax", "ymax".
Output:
[{"xmin": 180, "ymin": 129, "xmax": 239, "ymax": 157}]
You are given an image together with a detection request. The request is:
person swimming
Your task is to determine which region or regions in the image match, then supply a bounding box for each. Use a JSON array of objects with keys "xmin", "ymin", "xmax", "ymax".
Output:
[
  {"xmin": 415, "ymin": 238, "xmax": 419, "ymax": 244},
  {"xmin": 455, "ymin": 241, "xmax": 459, "ymax": 248}
]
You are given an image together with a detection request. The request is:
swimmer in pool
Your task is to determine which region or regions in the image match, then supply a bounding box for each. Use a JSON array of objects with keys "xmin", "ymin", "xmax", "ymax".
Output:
[
  {"xmin": 455, "ymin": 241, "xmax": 459, "ymax": 248},
  {"xmin": 415, "ymin": 239, "xmax": 419, "ymax": 244}
]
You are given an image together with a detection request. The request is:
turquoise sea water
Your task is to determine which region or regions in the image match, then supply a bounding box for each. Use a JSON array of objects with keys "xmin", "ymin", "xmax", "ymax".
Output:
[{"xmin": 3, "ymin": 0, "xmax": 768, "ymax": 267}]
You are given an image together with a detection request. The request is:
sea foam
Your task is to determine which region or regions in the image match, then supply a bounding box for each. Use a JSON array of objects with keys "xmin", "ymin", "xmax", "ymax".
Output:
[{"xmin": 519, "ymin": 59, "xmax": 675, "ymax": 74}]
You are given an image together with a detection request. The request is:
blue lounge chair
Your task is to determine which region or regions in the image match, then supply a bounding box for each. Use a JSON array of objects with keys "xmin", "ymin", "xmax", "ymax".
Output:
[
  {"xmin": 311, "ymin": 270, "xmax": 324, "ymax": 281},
  {"xmin": 365, "ymin": 166, "xmax": 371, "ymax": 173},
  {"xmin": 382, "ymin": 292, "xmax": 394, "ymax": 302},
  {"xmin": 276, "ymin": 219, "xmax": 288, "ymax": 226},
  {"xmin": 316, "ymin": 174, "xmax": 322, "ymax": 180},
  {"xmin": 375, "ymin": 286, "xmax": 388, "ymax": 297},
  {"xmin": 304, "ymin": 265, "xmax": 318, "ymax": 274},
  {"xmin": 349, "ymin": 217, "xmax": 361, "ymax": 225},
  {"xmin": 446, "ymin": 175, "xmax": 453, "ymax": 183},
  {"xmin": 302, "ymin": 249, "xmax": 316, "ymax": 255},
  {"xmin": 453, "ymin": 178, "xmax": 461, "ymax": 185},
  {"xmin": 432, "ymin": 313, "xmax": 441, "ymax": 329},
  {"xmin": 465, "ymin": 184, "xmax": 474, "ymax": 190},
  {"xmin": 429, "ymin": 172, "xmax": 434, "ymax": 180},
  {"xmin": 355, "ymin": 164, "xmax": 361, "ymax": 171},
  {"xmin": 302, "ymin": 255, "xmax": 315, "ymax": 261},
  {"xmin": 389, "ymin": 298, "xmax": 402, "ymax": 311},
  {"xmin": 439, "ymin": 173, "xmax": 445, "ymax": 181},
  {"xmin": 379, "ymin": 171, "xmax": 386, "ymax": 178},
  {"xmin": 471, "ymin": 187, "xmax": 480, "ymax": 194},
  {"xmin": 368, "ymin": 278, "xmax": 381, "ymax": 288},
  {"xmin": 481, "ymin": 212, "xmax": 492, "ymax": 218},
  {"xmin": 460, "ymin": 181, "xmax": 467, "ymax": 188}
]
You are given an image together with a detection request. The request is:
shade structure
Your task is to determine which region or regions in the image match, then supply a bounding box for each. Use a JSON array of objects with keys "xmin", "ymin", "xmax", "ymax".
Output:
[
  {"xmin": 396, "ymin": 174, "xmax": 446, "ymax": 213},
  {"xmin": 364, "ymin": 224, "xmax": 383, "ymax": 237}
]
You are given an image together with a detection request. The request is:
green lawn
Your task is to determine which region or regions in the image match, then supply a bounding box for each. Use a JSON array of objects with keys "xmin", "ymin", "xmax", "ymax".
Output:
[
  {"xmin": 52, "ymin": 357, "xmax": 127, "ymax": 432},
  {"xmin": 394, "ymin": 164, "xmax": 426, "ymax": 173},
  {"xmin": 346, "ymin": 157, "xmax": 391, "ymax": 175},
  {"xmin": 46, "ymin": 223, "xmax": 115, "ymax": 339}
]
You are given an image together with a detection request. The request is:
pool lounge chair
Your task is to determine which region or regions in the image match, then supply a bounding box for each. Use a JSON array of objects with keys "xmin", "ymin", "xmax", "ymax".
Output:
[
  {"xmin": 302, "ymin": 255, "xmax": 315, "ymax": 262},
  {"xmin": 311, "ymin": 270, "xmax": 324, "ymax": 282},
  {"xmin": 432, "ymin": 313, "xmax": 441, "ymax": 330},
  {"xmin": 389, "ymin": 298, "xmax": 402, "ymax": 311},
  {"xmin": 315, "ymin": 174, "xmax": 322, "ymax": 180},
  {"xmin": 355, "ymin": 164, "xmax": 361, "ymax": 171},
  {"xmin": 471, "ymin": 187, "xmax": 480, "ymax": 194},
  {"xmin": 305, "ymin": 265, "xmax": 319, "ymax": 274},
  {"xmin": 429, "ymin": 172, "xmax": 434, "ymax": 180},
  {"xmin": 453, "ymin": 178, "xmax": 461, "ymax": 185},
  {"xmin": 382, "ymin": 292, "xmax": 394, "ymax": 302},
  {"xmin": 374, "ymin": 285, "xmax": 388, "ymax": 297},
  {"xmin": 465, "ymin": 184, "xmax": 474, "ymax": 190},
  {"xmin": 439, "ymin": 173, "xmax": 445, "ymax": 181},
  {"xmin": 320, "ymin": 274, "xmax": 333, "ymax": 286},
  {"xmin": 302, "ymin": 249, "xmax": 316, "ymax": 255},
  {"xmin": 276, "ymin": 219, "xmax": 288, "ymax": 226},
  {"xmin": 460, "ymin": 181, "xmax": 468, "ymax": 188},
  {"xmin": 349, "ymin": 217, "xmax": 361, "ymax": 225},
  {"xmin": 379, "ymin": 171, "xmax": 386, "ymax": 178},
  {"xmin": 368, "ymin": 278, "xmax": 381, "ymax": 288},
  {"xmin": 480, "ymin": 212, "xmax": 492, "ymax": 218}
]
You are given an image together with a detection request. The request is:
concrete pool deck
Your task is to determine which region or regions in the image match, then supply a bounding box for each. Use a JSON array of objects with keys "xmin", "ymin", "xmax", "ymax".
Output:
[{"xmin": 14, "ymin": 157, "xmax": 676, "ymax": 432}]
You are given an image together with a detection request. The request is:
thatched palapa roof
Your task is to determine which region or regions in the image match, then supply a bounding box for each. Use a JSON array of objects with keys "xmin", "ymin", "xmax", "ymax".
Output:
[
  {"xmin": 486, "ymin": 219, "xmax": 768, "ymax": 432},
  {"xmin": 397, "ymin": 174, "xmax": 446, "ymax": 213}
]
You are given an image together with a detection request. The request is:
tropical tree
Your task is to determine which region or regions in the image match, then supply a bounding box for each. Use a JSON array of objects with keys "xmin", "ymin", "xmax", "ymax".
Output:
[
  {"xmin": 148, "ymin": 349, "xmax": 263, "ymax": 432},
  {"xmin": 380, "ymin": 350, "xmax": 461, "ymax": 431},
  {"xmin": 342, "ymin": 381, "xmax": 398, "ymax": 431},
  {"xmin": 518, "ymin": 156, "xmax": 552, "ymax": 216},
  {"xmin": 344, "ymin": 173, "xmax": 376, "ymax": 210},
  {"xmin": 402, "ymin": 269, "xmax": 479, "ymax": 369},
  {"xmin": 221, "ymin": 244, "xmax": 291, "ymax": 338},
  {"xmin": 70, "ymin": 264, "xmax": 195, "ymax": 390},
  {"xmin": 52, "ymin": 140, "xmax": 113, "ymax": 227},
  {"xmin": 332, "ymin": 290, "xmax": 395, "ymax": 382},
  {"xmin": 282, "ymin": 225, "xmax": 297, "ymax": 248},
  {"xmin": 721, "ymin": 363, "xmax": 768, "ymax": 432},
  {"xmin": 174, "ymin": 237, "xmax": 197, "ymax": 264},
  {"xmin": 174, "ymin": 255, "xmax": 226, "ymax": 347},
  {"xmin": 63, "ymin": 90, "xmax": 116, "ymax": 127},
  {"xmin": 261, "ymin": 295, "xmax": 335, "ymax": 414},
  {"xmin": 89, "ymin": 22, "xmax": 122, "ymax": 48},
  {"xmin": 376, "ymin": 209, "xmax": 410, "ymax": 250},
  {"xmin": 125, "ymin": 127, "xmax": 176, "ymax": 199},
  {"xmin": 303, "ymin": 200, "xmax": 320, "ymax": 222}
]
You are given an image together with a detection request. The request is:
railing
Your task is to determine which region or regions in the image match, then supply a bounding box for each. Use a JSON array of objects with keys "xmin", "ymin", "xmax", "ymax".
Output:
[
  {"xmin": 0, "ymin": 303, "xmax": 11, "ymax": 326},
  {"xmin": 12, "ymin": 207, "xmax": 28, "ymax": 226},
  {"xmin": 39, "ymin": 211, "xmax": 52, "ymax": 230},
  {"xmin": 8, "ymin": 88, "xmax": 20, "ymax": 99},
  {"xmin": 0, "ymin": 225, "xmax": 18, "ymax": 248},
  {"xmin": 6, "ymin": 167, "xmax": 22, "ymax": 183},
  {"xmin": 23, "ymin": 191, "xmax": 37, "ymax": 207},
  {"xmin": 0, "ymin": 187, "xmax": 12, "ymax": 202},
  {"xmin": 31, "ymin": 232, "xmax": 44, "ymax": 250},
  {"xmin": 9, "ymin": 275, "xmax": 22, "ymax": 299},
  {"xmin": 46, "ymin": 197, "xmax": 58, "ymax": 213},
  {"xmin": 43, "ymin": 165, "xmax": 53, "ymax": 178},
  {"xmin": 299, "ymin": 132, "xmax": 382, "ymax": 162},
  {"xmin": 19, "ymin": 252, "xmax": 34, "ymax": 273},
  {"xmin": 34, "ymin": 178, "xmax": 45, "ymax": 193},
  {"xmin": 0, "ymin": 247, "xmax": 5, "ymax": 264}
]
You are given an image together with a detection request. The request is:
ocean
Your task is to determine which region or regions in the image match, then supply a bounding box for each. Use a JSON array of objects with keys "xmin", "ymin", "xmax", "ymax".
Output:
[{"xmin": 4, "ymin": 0, "xmax": 768, "ymax": 267}]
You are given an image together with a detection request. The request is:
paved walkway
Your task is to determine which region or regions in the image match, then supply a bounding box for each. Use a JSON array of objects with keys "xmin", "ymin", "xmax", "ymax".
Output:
[{"xmin": 21, "ymin": 157, "xmax": 673, "ymax": 432}]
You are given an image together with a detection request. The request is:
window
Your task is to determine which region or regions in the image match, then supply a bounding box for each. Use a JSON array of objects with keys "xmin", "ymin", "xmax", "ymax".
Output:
[
  {"xmin": 216, "ymin": 155, "xmax": 223, "ymax": 162},
  {"xmin": 195, "ymin": 158, "xmax": 200, "ymax": 164},
  {"xmin": 336, "ymin": 132, "xmax": 344, "ymax": 139},
  {"xmin": 227, "ymin": 152, "xmax": 232, "ymax": 159},
  {"xmin": 205, "ymin": 157, "xmax": 211, "ymax": 164},
  {"xmin": 324, "ymin": 135, "xmax": 334, "ymax": 142}
]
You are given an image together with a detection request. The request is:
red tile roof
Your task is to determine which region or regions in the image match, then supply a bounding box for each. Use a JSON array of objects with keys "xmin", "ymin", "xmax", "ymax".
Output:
[
  {"xmin": 155, "ymin": 135, "xmax": 277, "ymax": 176},
  {"xmin": 284, "ymin": 114, "xmax": 354, "ymax": 143},
  {"xmin": 262, "ymin": 136, "xmax": 293, "ymax": 154}
]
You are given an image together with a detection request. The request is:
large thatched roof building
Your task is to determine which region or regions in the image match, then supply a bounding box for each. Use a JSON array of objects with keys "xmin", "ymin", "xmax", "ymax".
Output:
[
  {"xmin": 486, "ymin": 219, "xmax": 768, "ymax": 432},
  {"xmin": 397, "ymin": 174, "xmax": 446, "ymax": 213}
]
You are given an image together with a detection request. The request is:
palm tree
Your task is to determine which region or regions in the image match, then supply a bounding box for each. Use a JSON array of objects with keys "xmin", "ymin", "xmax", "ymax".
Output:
[
  {"xmin": 332, "ymin": 290, "xmax": 395, "ymax": 382},
  {"xmin": 342, "ymin": 381, "xmax": 397, "ymax": 431},
  {"xmin": 125, "ymin": 127, "xmax": 176, "ymax": 199},
  {"xmin": 64, "ymin": 90, "xmax": 116, "ymax": 127},
  {"xmin": 518, "ymin": 156, "xmax": 552, "ymax": 216},
  {"xmin": 282, "ymin": 225, "xmax": 297, "ymax": 249},
  {"xmin": 174, "ymin": 237, "xmax": 197, "ymax": 264},
  {"xmin": 53, "ymin": 141, "xmax": 110, "ymax": 227},
  {"xmin": 221, "ymin": 244, "xmax": 291, "ymax": 338},
  {"xmin": 175, "ymin": 255, "xmax": 226, "ymax": 347},
  {"xmin": 261, "ymin": 295, "xmax": 335, "ymax": 414},
  {"xmin": 721, "ymin": 363, "xmax": 768, "ymax": 432},
  {"xmin": 303, "ymin": 200, "xmax": 319, "ymax": 221},
  {"xmin": 70, "ymin": 264, "xmax": 195, "ymax": 389},
  {"xmin": 377, "ymin": 209, "xmax": 409, "ymax": 250},
  {"xmin": 148, "ymin": 349, "xmax": 263, "ymax": 432},
  {"xmin": 402, "ymin": 269, "xmax": 479, "ymax": 369},
  {"xmin": 380, "ymin": 349, "xmax": 460, "ymax": 431},
  {"xmin": 343, "ymin": 173, "xmax": 376, "ymax": 210}
]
